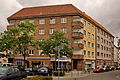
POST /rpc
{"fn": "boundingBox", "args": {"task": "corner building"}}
[7,4,113,70]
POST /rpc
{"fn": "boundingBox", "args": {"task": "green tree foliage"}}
[0,21,36,67]
[39,31,72,59]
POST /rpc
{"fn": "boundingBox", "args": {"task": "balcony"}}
[72,54,84,59]
[72,32,84,39]
[72,19,83,28]
[7,25,16,30]
[72,43,84,49]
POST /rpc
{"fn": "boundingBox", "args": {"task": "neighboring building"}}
[96,26,114,67]
[114,45,119,66]
[7,4,113,70]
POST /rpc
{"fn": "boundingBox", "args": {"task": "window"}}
[84,50,86,56]
[39,29,45,35]
[97,36,100,41]
[49,28,55,34]
[50,18,56,24]
[101,30,103,35]
[101,45,103,50]
[61,28,67,33]
[16,61,22,66]
[104,46,106,50]
[39,19,45,24]
[97,52,99,56]
[88,32,90,38]
[88,23,90,28]
[20,21,25,24]
[39,50,43,55]
[104,39,106,44]
[39,39,44,42]
[92,43,94,48]
[101,38,103,43]
[92,34,94,39]
[29,50,34,55]
[84,40,86,46]
[101,53,103,57]
[97,44,100,48]
[19,50,24,55]
[92,25,94,30]
[88,51,90,56]
[97,28,100,33]
[29,20,34,23]
[92,52,94,57]
[88,42,90,48]
[61,18,67,23]
[84,21,86,26]
[84,30,86,35]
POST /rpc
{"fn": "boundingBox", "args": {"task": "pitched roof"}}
[8,4,113,37]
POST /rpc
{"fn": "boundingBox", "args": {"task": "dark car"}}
[0,67,27,80]
[103,66,110,72]
[37,67,52,76]
[93,67,104,73]
[25,67,38,76]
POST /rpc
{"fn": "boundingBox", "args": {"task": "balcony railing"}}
[72,32,84,39]
[7,25,16,29]
[72,43,84,49]
[72,19,83,28]
[72,54,84,59]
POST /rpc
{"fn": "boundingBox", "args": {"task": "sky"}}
[0,0,120,44]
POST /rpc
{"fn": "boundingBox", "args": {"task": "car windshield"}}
[0,68,8,75]
[39,67,48,70]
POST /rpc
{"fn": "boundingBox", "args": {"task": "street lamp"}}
[55,46,63,80]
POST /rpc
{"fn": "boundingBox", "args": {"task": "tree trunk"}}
[23,55,26,68]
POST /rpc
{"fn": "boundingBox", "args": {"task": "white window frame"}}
[61,28,67,33]
[50,18,56,24]
[88,32,90,38]
[29,50,34,55]
[39,19,45,24]
[29,20,34,23]
[39,50,43,55]
[20,21,25,24]
[49,28,55,34]
[61,18,67,23]
[39,29,45,35]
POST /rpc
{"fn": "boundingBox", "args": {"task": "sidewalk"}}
[53,71,92,80]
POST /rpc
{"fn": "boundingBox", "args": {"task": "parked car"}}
[25,67,38,76]
[103,66,110,72]
[0,63,14,67]
[0,67,27,80]
[37,67,52,76]
[116,66,120,70]
[109,66,115,71]
[93,67,104,73]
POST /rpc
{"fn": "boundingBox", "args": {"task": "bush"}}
[53,71,65,76]
[21,76,52,80]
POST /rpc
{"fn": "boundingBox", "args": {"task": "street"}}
[80,70,120,80]
[53,70,120,80]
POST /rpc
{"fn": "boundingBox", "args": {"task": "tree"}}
[38,31,72,70]
[0,21,36,67]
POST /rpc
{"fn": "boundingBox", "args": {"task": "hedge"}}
[21,76,52,80]
[53,71,65,76]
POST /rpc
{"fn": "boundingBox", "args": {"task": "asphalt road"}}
[79,70,120,80]
[53,70,120,80]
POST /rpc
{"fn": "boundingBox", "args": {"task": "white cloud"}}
[0,0,22,32]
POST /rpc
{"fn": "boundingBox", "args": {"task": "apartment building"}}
[96,26,114,67]
[83,19,96,69]
[7,4,113,70]
[114,45,119,66]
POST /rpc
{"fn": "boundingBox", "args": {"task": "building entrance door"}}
[73,60,78,69]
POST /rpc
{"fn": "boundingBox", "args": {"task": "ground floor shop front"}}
[96,59,114,67]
